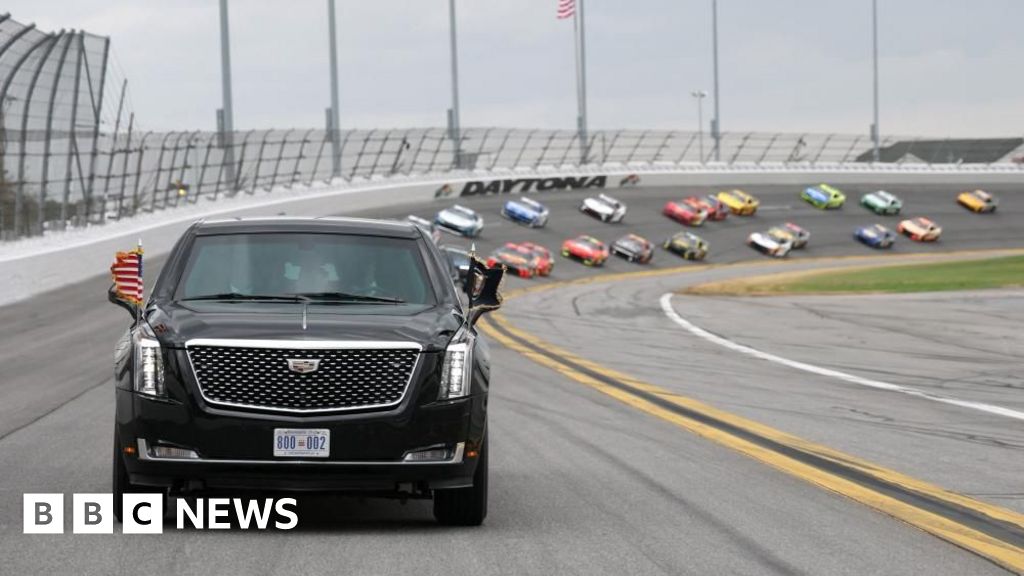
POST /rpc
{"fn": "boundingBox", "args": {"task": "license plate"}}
[273,429,330,458]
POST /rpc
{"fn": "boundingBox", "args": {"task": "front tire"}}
[433,435,488,526]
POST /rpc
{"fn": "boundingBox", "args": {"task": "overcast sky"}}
[7,0,1022,137]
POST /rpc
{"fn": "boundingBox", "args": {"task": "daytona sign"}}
[447,175,609,197]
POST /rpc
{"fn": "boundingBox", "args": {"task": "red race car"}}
[513,241,554,276]
[561,235,609,267]
[486,245,540,278]
[663,199,708,226]
[691,195,729,221]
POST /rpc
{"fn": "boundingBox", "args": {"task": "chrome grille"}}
[186,341,421,413]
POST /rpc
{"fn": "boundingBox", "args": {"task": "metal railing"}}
[2,127,1024,241]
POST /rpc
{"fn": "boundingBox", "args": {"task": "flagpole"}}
[575,0,589,165]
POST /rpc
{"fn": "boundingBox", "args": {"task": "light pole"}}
[871,0,880,162]
[691,90,707,163]
[327,0,342,177]
[447,0,462,169]
[711,0,721,162]
[218,0,236,187]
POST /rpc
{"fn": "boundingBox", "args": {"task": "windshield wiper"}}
[296,291,405,304]
[182,292,311,303]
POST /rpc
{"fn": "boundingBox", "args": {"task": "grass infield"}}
[686,254,1024,295]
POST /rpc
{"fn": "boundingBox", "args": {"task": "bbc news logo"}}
[24,494,298,534]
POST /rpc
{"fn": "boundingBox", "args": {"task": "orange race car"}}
[486,245,541,278]
[897,217,942,242]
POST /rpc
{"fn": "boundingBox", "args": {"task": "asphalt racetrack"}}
[1,182,1022,575]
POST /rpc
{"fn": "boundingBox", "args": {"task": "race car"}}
[696,194,729,220]
[610,233,654,264]
[510,241,554,276]
[716,189,760,216]
[747,229,793,258]
[501,196,550,227]
[580,193,627,223]
[860,190,903,215]
[897,217,942,242]
[561,234,610,266]
[768,222,810,249]
[854,224,896,249]
[956,189,998,213]
[663,231,708,261]
[486,245,541,278]
[802,184,846,209]
[663,198,708,226]
[435,204,484,237]
[406,215,442,244]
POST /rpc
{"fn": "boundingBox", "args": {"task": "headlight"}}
[134,336,166,397]
[439,329,474,400]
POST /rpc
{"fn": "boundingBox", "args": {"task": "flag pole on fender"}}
[110,239,144,323]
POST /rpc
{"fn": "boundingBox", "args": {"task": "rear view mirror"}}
[107,283,139,322]
[465,256,503,325]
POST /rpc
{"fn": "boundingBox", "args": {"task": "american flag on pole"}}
[557,0,575,19]
[110,243,144,306]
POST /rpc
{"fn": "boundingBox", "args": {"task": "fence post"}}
[268,128,293,190]
[250,130,272,193]
[116,113,134,214]
[558,132,579,166]
[840,136,863,163]
[350,129,375,179]
[729,133,753,164]
[310,130,330,184]
[604,129,624,164]
[513,129,538,169]
[290,128,315,187]
[195,135,214,201]
[82,36,110,225]
[534,131,559,169]
[132,131,152,214]
[676,133,698,163]
[368,131,390,177]
[232,129,255,193]
[756,133,780,164]
[811,133,831,163]
[408,130,432,173]
[151,132,174,210]
[14,32,62,237]
[38,33,75,232]
[59,32,86,226]
[652,131,675,163]
[626,131,648,164]
[488,129,512,170]
[427,130,447,173]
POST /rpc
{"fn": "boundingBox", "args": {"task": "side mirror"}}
[464,256,504,325]
[107,283,139,322]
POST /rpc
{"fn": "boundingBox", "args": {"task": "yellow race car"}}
[715,189,760,216]
[956,189,998,213]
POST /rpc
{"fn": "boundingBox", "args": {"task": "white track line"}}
[658,293,1024,422]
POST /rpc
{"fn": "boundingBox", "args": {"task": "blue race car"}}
[501,197,549,227]
[855,224,896,249]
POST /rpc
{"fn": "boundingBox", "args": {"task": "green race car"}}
[663,231,708,261]
[801,184,846,209]
[860,190,903,215]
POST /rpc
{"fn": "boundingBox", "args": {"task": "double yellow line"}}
[480,254,1024,572]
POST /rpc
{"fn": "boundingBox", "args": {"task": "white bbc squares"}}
[23,494,64,534]
[72,494,114,534]
[122,493,164,534]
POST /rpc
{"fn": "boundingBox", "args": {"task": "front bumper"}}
[117,388,485,493]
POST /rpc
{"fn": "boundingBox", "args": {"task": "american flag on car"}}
[110,243,144,305]
[557,0,575,19]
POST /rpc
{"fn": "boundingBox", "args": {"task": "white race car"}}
[580,194,627,223]
[435,204,484,237]
[747,230,793,258]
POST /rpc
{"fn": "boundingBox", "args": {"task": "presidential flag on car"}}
[110,242,144,306]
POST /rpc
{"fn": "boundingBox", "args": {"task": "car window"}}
[179,233,436,305]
